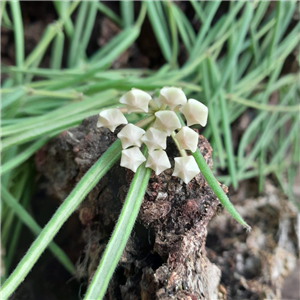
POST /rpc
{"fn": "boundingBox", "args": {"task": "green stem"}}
[135,115,155,128]
[84,147,151,300]
[1,140,122,300]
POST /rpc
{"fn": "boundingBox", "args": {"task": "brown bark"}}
[36,115,224,299]
[36,116,299,300]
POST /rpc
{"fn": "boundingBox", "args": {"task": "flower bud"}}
[141,127,168,151]
[174,127,198,153]
[97,108,128,132]
[117,124,145,149]
[119,88,152,114]
[146,150,171,175]
[173,156,200,184]
[153,111,181,136]
[159,87,187,110]
[180,99,208,127]
[120,147,146,172]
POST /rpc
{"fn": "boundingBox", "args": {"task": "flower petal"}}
[117,124,145,149]
[172,156,200,184]
[179,99,208,127]
[97,108,128,132]
[120,147,146,172]
[159,87,187,110]
[141,127,168,151]
[153,111,182,135]
[174,127,199,153]
[146,150,171,175]
[119,88,152,113]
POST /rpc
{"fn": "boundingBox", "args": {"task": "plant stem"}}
[135,115,156,128]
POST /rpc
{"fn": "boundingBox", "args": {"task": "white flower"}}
[159,87,187,110]
[96,87,206,182]
[174,127,199,153]
[172,156,200,184]
[97,108,128,132]
[153,111,181,135]
[120,147,146,172]
[180,99,208,127]
[141,127,168,151]
[119,88,152,113]
[146,150,171,175]
[117,124,145,149]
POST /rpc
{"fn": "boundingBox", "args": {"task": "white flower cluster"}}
[97,87,208,184]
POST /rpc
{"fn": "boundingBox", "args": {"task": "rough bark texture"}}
[36,115,224,300]
[36,116,299,300]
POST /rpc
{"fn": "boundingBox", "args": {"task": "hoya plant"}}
[4,1,298,299]
[1,86,250,300]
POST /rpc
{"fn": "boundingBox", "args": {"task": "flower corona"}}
[97,87,208,183]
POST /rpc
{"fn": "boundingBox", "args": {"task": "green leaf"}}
[1,186,75,275]
[9,0,24,84]
[1,140,122,300]
[121,1,134,28]
[1,138,48,175]
[146,1,172,62]
[192,148,250,230]
[84,147,151,299]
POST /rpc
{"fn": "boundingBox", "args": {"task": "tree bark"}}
[36,115,224,299]
[36,115,298,300]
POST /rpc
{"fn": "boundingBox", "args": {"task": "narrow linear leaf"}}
[84,148,151,300]
[67,1,89,67]
[187,1,221,64]
[121,1,134,28]
[77,1,98,61]
[207,58,238,188]
[200,59,225,168]
[98,2,122,27]
[192,149,250,230]
[50,30,64,69]
[1,186,75,275]
[1,138,48,175]
[146,1,172,62]
[1,87,26,110]
[53,1,74,38]
[1,90,118,137]
[9,0,24,84]
[1,140,122,300]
